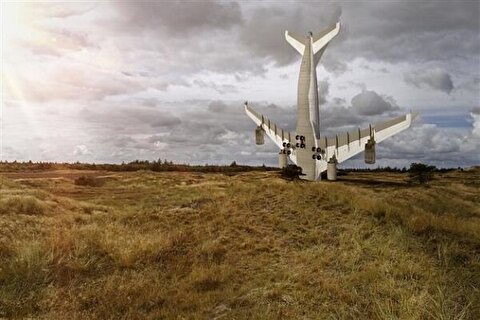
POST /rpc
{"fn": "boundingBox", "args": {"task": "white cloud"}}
[351,90,398,116]
[73,145,92,156]
[471,109,480,138]
[153,141,168,150]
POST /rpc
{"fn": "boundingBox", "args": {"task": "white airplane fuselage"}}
[295,34,323,181]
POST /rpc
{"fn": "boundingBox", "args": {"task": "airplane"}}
[245,22,416,181]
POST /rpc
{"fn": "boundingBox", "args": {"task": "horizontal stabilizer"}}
[285,23,340,58]
[285,30,306,55]
[312,22,340,55]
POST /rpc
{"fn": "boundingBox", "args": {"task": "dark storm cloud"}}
[237,1,479,72]
[22,1,480,80]
[239,3,342,66]
[114,0,242,34]
[103,2,343,77]
[89,1,479,80]
[404,68,454,94]
[351,90,399,116]
[321,105,363,129]
[337,1,480,63]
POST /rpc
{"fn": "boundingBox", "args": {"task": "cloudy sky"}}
[1,1,479,168]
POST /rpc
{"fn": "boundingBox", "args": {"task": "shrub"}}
[408,163,436,184]
[74,176,104,187]
[281,165,303,180]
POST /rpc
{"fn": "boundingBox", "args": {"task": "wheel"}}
[282,142,286,147]
[300,143,305,148]
[287,150,291,155]
[296,143,300,147]
[300,136,305,141]
[295,135,300,140]
[317,155,322,160]
[312,154,316,159]
[286,143,291,148]
[317,147,322,153]
[311,147,316,152]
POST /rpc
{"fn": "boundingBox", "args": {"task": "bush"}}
[409,163,436,184]
[74,176,104,187]
[281,165,303,180]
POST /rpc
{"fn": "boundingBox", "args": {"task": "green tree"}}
[409,163,436,184]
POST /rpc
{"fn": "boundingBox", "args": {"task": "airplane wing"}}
[318,112,417,164]
[245,103,297,164]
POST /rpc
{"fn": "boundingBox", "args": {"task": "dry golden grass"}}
[0,169,478,319]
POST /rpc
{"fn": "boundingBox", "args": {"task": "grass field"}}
[0,167,479,319]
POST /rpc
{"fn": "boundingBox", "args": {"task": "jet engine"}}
[255,126,264,145]
[365,137,376,164]
[278,151,288,168]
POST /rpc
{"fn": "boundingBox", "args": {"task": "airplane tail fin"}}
[312,22,340,56]
[285,22,341,57]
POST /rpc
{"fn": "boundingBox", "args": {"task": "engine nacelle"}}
[278,151,288,168]
[327,156,338,181]
[365,137,376,164]
[255,126,264,145]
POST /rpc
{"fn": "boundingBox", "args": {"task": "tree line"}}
[0,159,276,173]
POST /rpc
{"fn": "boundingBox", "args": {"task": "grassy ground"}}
[0,168,479,319]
